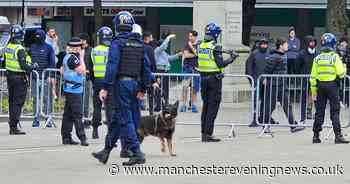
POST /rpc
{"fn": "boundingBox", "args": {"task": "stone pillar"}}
[193,0,249,75]
[193,0,251,103]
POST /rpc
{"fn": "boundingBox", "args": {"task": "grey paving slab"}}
[0,108,350,184]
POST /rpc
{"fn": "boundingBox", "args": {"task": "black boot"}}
[335,133,349,144]
[120,149,133,158]
[201,134,221,142]
[122,152,146,166]
[92,148,112,164]
[92,127,99,139]
[248,120,258,127]
[80,139,89,146]
[9,127,26,135]
[62,138,79,145]
[312,132,321,144]
[290,122,305,133]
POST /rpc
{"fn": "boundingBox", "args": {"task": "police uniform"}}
[90,44,109,138]
[92,12,155,166]
[61,38,88,146]
[5,26,33,135]
[311,34,349,144]
[197,23,237,142]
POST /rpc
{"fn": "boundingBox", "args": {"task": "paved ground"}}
[1,107,350,184]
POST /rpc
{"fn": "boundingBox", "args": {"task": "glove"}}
[32,62,39,70]
[230,51,239,60]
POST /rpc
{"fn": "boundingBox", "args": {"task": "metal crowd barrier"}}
[0,69,39,123]
[149,73,255,138]
[40,68,92,128]
[256,74,350,138]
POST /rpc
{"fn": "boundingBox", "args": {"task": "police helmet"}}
[97,26,113,46]
[204,22,222,40]
[321,33,337,49]
[10,25,25,42]
[113,11,135,33]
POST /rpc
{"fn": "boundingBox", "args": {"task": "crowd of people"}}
[246,27,349,144]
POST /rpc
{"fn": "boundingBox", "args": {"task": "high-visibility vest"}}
[310,51,345,95]
[4,43,31,72]
[197,41,223,73]
[91,45,109,78]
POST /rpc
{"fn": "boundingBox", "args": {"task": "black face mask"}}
[259,47,268,53]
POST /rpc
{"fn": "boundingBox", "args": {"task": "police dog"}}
[138,101,179,156]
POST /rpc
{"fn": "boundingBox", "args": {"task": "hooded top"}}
[296,36,318,74]
[28,29,55,77]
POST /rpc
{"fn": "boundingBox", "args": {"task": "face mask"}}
[308,48,316,54]
[259,47,267,53]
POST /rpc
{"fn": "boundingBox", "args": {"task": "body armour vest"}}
[118,37,144,79]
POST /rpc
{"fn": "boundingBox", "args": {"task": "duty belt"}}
[118,76,138,81]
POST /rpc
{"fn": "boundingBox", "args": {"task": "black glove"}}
[230,51,239,60]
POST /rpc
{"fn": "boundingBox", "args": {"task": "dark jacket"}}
[264,50,288,86]
[245,48,270,81]
[83,46,92,80]
[337,47,350,75]
[144,44,157,72]
[286,37,300,60]
[28,29,55,78]
[297,48,318,74]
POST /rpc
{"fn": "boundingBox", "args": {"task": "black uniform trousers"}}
[263,84,296,125]
[200,74,222,136]
[92,78,114,127]
[7,72,28,128]
[61,92,86,141]
[313,81,341,134]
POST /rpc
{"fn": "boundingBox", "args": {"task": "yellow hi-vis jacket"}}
[4,43,31,72]
[91,45,109,78]
[310,50,345,96]
[197,40,224,73]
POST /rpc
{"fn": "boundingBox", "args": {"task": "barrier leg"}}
[258,125,274,138]
[228,124,236,138]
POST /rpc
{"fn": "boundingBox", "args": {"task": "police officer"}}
[88,26,113,139]
[263,37,305,133]
[197,22,238,142]
[4,25,35,135]
[60,37,88,146]
[92,11,156,166]
[311,33,349,144]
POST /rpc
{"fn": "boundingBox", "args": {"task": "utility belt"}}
[200,72,223,80]
[7,70,26,76]
[118,75,139,81]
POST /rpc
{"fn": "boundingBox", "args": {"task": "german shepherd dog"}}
[138,101,179,156]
